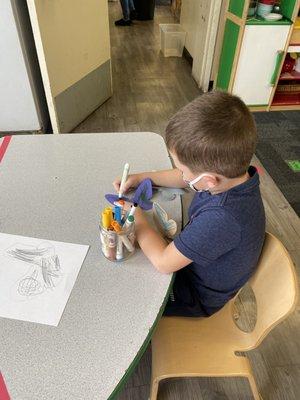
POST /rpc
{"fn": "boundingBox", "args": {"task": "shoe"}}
[115,18,132,26]
[130,10,138,20]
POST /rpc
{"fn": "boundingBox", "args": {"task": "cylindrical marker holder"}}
[99,223,135,262]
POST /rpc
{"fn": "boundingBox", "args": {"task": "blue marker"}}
[114,205,122,224]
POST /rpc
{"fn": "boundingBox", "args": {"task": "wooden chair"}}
[150,232,298,400]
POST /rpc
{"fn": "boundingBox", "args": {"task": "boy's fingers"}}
[113,181,120,192]
[113,175,137,193]
[123,181,133,193]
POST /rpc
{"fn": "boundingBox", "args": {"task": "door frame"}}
[191,0,223,92]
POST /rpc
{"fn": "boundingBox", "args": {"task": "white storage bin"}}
[159,24,186,57]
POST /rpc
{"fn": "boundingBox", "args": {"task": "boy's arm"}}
[135,208,192,274]
[137,168,186,188]
[113,168,187,193]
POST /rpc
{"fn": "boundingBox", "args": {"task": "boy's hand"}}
[113,174,141,194]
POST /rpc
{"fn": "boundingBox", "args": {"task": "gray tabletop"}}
[0,133,181,400]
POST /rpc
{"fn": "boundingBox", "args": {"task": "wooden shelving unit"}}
[270,14,300,110]
[215,0,300,112]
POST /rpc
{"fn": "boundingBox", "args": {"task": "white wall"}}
[27,0,112,133]
[27,0,111,98]
[180,0,202,58]
[0,0,42,131]
[180,0,222,91]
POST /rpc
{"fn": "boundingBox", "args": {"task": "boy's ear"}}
[205,175,219,188]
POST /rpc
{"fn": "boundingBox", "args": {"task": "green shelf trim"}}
[107,273,176,400]
[249,104,269,108]
[281,0,298,21]
[216,19,240,91]
[228,0,246,18]
[246,16,292,25]
[270,51,285,85]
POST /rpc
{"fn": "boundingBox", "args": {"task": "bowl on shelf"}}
[264,12,283,21]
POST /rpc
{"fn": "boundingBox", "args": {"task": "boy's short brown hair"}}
[165,91,257,178]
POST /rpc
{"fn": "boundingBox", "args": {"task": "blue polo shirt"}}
[170,166,265,317]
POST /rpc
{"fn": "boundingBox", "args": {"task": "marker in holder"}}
[99,222,135,262]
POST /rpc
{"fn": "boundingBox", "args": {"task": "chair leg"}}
[247,373,262,400]
[149,376,161,400]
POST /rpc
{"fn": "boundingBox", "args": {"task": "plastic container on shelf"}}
[257,0,274,17]
[248,1,258,16]
[159,24,186,57]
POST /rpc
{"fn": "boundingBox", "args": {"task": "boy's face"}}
[170,151,196,181]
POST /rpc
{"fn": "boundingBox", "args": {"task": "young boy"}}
[113,91,266,317]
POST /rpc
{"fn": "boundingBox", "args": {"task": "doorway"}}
[73,1,201,135]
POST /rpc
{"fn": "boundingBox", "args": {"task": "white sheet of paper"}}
[0,233,89,326]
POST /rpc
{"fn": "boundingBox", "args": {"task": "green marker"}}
[124,215,134,229]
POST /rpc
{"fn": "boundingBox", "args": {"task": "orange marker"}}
[111,220,122,233]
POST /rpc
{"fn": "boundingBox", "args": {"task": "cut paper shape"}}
[132,178,153,209]
[153,202,177,239]
[105,179,186,210]
[105,179,153,210]
[105,193,131,205]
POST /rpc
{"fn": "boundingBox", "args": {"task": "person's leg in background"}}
[115,0,134,26]
[129,0,137,19]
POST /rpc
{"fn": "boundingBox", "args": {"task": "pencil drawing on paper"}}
[5,242,63,299]
[0,232,89,326]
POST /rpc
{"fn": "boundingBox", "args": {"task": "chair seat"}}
[150,233,297,400]
[151,301,252,378]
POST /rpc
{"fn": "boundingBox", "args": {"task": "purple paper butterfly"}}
[105,178,153,210]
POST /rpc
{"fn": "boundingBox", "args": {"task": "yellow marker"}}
[101,207,113,229]
[104,207,113,225]
[102,211,110,229]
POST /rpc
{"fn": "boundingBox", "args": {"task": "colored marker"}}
[111,221,134,253]
[117,199,125,208]
[100,231,110,258]
[124,215,134,229]
[119,163,130,199]
[114,199,125,209]
[125,215,135,245]
[111,220,122,232]
[102,207,113,228]
[105,207,113,223]
[128,203,138,217]
[116,236,124,260]
[107,231,116,260]
[114,205,122,224]
[120,233,134,252]
[102,211,110,229]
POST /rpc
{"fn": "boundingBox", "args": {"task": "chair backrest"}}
[237,232,298,352]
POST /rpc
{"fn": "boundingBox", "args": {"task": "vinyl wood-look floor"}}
[73,3,200,136]
[74,4,300,400]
